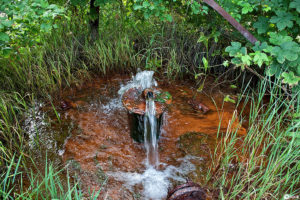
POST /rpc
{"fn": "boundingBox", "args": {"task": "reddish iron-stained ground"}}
[57,75,247,199]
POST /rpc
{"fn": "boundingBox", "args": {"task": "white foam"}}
[108,155,198,200]
[118,70,157,96]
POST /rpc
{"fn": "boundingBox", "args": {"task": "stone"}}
[167,181,206,200]
[187,99,210,114]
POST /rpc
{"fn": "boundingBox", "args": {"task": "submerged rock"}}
[187,99,210,114]
[177,132,216,159]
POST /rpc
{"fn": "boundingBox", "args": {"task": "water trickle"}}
[119,70,160,167]
[144,98,159,167]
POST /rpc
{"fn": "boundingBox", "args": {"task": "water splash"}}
[108,155,198,200]
[118,70,157,96]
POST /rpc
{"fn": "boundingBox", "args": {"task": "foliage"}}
[132,0,173,21]
[224,0,300,88]
[0,0,65,57]
[155,91,172,103]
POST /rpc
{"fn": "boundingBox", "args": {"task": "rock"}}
[187,99,210,114]
[60,100,73,110]
[167,181,206,200]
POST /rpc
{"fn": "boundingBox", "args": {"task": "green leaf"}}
[40,23,52,32]
[290,0,300,13]
[223,60,229,67]
[252,41,269,52]
[266,62,282,78]
[287,57,300,76]
[144,12,150,19]
[202,57,208,72]
[252,51,269,67]
[270,11,294,31]
[269,32,293,46]
[225,42,242,56]
[271,41,300,63]
[197,32,207,43]
[241,55,251,66]
[142,1,150,8]
[133,5,143,10]
[0,32,10,42]
[239,2,253,14]
[165,14,173,22]
[282,71,300,86]
[253,17,269,34]
[224,95,236,104]
[1,20,13,28]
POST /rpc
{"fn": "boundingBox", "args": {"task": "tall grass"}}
[0,155,104,200]
[0,92,30,164]
[209,78,300,199]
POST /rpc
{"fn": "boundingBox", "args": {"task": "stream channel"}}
[24,71,247,200]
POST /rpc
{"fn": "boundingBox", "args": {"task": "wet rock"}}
[177,132,216,159]
[60,99,85,110]
[60,99,78,110]
[60,100,72,110]
[187,99,210,114]
[167,181,206,200]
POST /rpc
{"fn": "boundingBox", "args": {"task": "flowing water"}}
[144,98,159,168]
[25,72,248,200]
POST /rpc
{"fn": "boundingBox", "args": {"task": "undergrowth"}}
[0,8,299,200]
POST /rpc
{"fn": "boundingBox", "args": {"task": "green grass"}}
[1,155,105,200]
[208,78,300,199]
[0,8,299,200]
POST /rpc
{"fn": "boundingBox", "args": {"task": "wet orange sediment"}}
[59,76,248,199]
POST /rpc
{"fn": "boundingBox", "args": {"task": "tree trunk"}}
[89,0,100,41]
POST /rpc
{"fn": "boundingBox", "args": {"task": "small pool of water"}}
[25,75,247,199]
